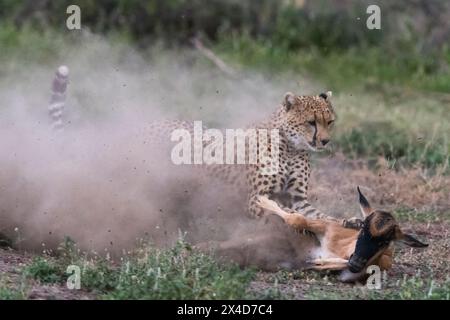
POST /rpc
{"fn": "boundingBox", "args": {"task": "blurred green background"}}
[1,0,449,91]
[0,0,449,171]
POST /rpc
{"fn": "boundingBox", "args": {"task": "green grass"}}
[1,23,448,171]
[217,34,450,94]
[0,286,26,300]
[0,22,133,76]
[394,209,449,223]
[0,277,27,300]
[306,276,450,300]
[0,23,64,67]
[88,239,256,299]
[335,121,449,171]
[333,91,450,172]
[22,237,257,299]
[23,257,64,284]
[217,35,450,172]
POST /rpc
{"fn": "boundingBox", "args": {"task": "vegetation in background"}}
[0,20,448,172]
[217,35,450,93]
[1,0,448,172]
[336,121,449,171]
[1,0,449,92]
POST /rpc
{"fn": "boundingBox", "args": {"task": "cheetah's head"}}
[280,91,336,152]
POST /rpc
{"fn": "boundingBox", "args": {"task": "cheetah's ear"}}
[319,91,332,100]
[284,92,296,111]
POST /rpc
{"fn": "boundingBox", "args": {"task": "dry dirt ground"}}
[0,156,449,299]
[0,248,94,299]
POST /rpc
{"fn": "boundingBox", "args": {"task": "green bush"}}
[23,257,64,284]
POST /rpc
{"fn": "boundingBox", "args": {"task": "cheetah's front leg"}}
[291,196,363,230]
[285,155,362,229]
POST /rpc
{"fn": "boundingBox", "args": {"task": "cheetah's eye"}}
[308,121,316,126]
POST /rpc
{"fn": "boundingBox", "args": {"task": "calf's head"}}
[346,187,428,275]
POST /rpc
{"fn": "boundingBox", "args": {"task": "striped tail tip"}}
[49,65,69,132]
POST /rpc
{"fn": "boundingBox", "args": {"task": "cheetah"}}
[242,91,356,226]
[47,66,359,228]
[138,91,360,227]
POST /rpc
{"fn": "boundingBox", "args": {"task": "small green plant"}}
[250,283,289,300]
[81,260,119,293]
[56,236,81,266]
[23,257,64,284]
[0,284,26,300]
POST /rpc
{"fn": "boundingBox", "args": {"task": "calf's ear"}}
[357,186,373,217]
[395,227,428,248]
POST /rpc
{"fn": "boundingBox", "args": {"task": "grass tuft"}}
[23,257,64,284]
[21,237,257,299]
[306,276,450,300]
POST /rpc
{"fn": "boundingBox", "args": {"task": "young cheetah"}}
[145,91,360,228]
[46,69,358,228]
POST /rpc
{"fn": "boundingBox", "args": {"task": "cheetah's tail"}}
[48,65,69,132]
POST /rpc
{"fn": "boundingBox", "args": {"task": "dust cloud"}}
[0,33,322,267]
